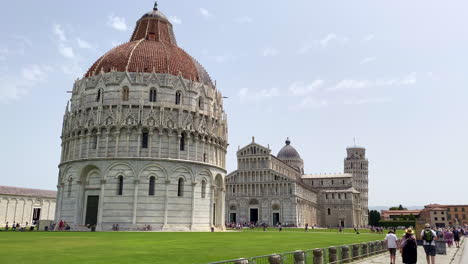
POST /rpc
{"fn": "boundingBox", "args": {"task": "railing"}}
[208,240,387,264]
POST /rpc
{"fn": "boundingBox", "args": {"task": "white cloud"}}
[360,57,376,65]
[53,24,75,59]
[363,34,375,42]
[262,47,279,57]
[169,16,182,25]
[344,97,391,105]
[107,15,128,31]
[0,64,53,103]
[329,73,418,91]
[238,87,279,102]
[53,24,67,42]
[320,33,337,47]
[236,16,253,24]
[293,97,328,110]
[199,8,211,18]
[288,80,324,96]
[77,38,93,49]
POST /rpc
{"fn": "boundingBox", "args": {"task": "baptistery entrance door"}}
[85,195,99,226]
[249,208,258,223]
[272,213,280,226]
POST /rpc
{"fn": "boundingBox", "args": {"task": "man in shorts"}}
[453,228,461,248]
[421,223,437,264]
[385,229,398,264]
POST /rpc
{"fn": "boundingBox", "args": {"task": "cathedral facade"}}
[55,4,228,231]
[225,138,368,228]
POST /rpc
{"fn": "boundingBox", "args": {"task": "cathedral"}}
[225,138,369,228]
[55,4,228,231]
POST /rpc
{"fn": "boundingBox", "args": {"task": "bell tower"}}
[344,146,369,226]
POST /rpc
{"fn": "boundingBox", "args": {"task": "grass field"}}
[0,230,388,264]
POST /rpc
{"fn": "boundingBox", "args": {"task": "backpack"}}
[423,230,434,243]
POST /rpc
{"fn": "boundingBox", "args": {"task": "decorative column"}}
[268,254,281,264]
[190,182,197,230]
[328,247,337,263]
[95,130,101,157]
[361,243,368,258]
[79,134,84,158]
[114,130,120,157]
[105,130,110,157]
[158,130,163,158]
[148,131,153,157]
[209,185,215,228]
[137,129,142,157]
[163,179,170,229]
[96,179,106,231]
[132,179,140,226]
[186,134,190,160]
[351,244,360,260]
[294,250,305,264]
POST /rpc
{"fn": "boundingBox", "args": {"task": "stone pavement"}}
[355,238,465,264]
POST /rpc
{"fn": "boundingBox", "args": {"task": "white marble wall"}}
[0,196,55,226]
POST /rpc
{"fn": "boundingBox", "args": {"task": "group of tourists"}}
[2,221,34,231]
[385,223,465,264]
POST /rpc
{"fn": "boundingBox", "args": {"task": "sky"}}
[0,0,467,206]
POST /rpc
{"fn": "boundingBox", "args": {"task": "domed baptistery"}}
[55,3,228,231]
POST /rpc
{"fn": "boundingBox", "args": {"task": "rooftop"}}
[302,173,352,179]
[0,185,57,199]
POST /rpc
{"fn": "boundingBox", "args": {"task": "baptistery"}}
[55,3,228,231]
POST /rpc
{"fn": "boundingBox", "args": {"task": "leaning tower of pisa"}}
[344,146,369,226]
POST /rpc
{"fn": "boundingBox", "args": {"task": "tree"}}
[389,204,408,210]
[368,210,381,226]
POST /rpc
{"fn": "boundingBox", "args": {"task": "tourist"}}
[12,221,16,231]
[58,220,64,231]
[305,223,308,232]
[385,229,399,264]
[5,222,8,231]
[444,229,453,247]
[453,228,461,248]
[278,222,282,232]
[400,228,417,264]
[421,223,437,264]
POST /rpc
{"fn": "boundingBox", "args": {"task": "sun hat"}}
[405,228,414,234]
[425,223,431,228]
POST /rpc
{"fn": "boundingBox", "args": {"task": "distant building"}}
[0,186,56,226]
[380,210,421,220]
[225,138,369,228]
[419,203,468,227]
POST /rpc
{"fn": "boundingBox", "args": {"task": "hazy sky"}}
[1,0,467,206]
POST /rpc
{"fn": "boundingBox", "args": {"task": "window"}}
[201,180,206,198]
[332,193,335,199]
[198,97,203,109]
[342,180,345,184]
[96,89,102,102]
[175,91,182,105]
[442,217,445,221]
[117,176,124,195]
[180,133,185,151]
[455,208,458,212]
[328,208,331,215]
[91,135,98,149]
[177,178,184,197]
[67,178,73,197]
[441,212,444,215]
[142,132,149,148]
[122,87,129,101]
[463,214,467,220]
[148,176,155,196]
[203,153,207,162]
[338,193,341,199]
[149,88,157,102]
[326,194,328,199]
[434,217,438,221]
[463,208,465,212]
[321,180,323,186]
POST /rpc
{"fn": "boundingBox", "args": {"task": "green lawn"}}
[0,230,387,264]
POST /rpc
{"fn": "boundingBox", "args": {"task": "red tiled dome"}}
[85,5,214,87]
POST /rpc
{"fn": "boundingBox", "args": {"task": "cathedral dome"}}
[84,3,214,87]
[277,138,301,159]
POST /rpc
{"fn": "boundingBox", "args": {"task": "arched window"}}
[141,132,149,149]
[122,86,129,101]
[149,88,157,102]
[175,91,182,105]
[148,176,155,196]
[177,178,184,197]
[96,89,102,102]
[203,153,207,162]
[117,176,124,195]
[201,180,206,198]
[67,178,73,197]
[91,134,98,149]
[198,97,203,109]
[328,208,331,215]
[180,133,185,151]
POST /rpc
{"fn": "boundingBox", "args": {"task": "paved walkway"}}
[356,238,465,264]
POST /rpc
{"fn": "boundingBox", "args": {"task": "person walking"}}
[421,223,437,264]
[400,228,417,264]
[385,229,399,264]
[453,228,461,248]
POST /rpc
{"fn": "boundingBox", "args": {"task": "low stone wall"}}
[209,240,387,264]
